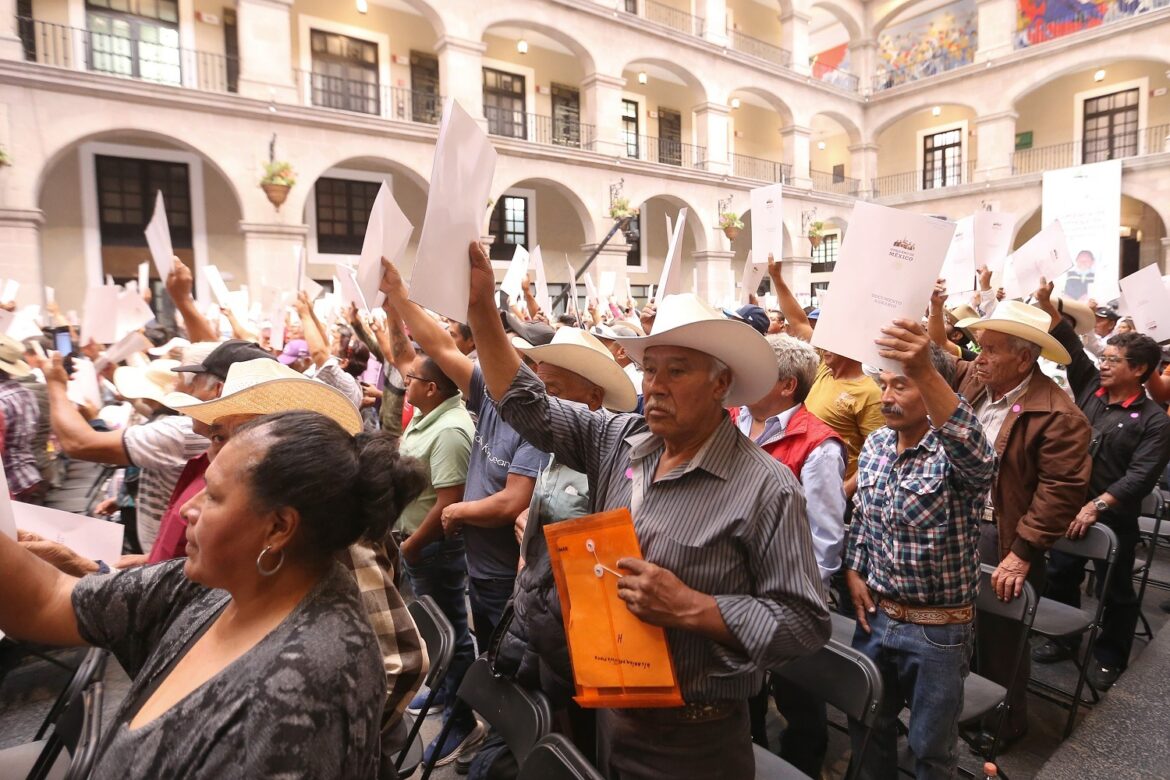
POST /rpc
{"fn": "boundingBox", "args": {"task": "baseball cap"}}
[277,339,311,366]
[735,305,770,336]
[503,312,555,347]
[1094,306,1120,321]
[807,308,821,321]
[172,339,276,379]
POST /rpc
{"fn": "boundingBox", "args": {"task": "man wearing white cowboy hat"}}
[949,296,1092,751]
[461,241,828,779]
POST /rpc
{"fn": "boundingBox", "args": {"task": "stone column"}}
[780,255,814,306]
[779,9,811,74]
[975,111,1018,182]
[235,0,298,103]
[1161,237,1170,272]
[0,0,23,60]
[850,38,877,95]
[0,208,44,306]
[693,102,730,174]
[849,142,880,198]
[975,0,1017,63]
[582,74,627,157]
[692,249,736,304]
[579,239,632,298]
[239,221,309,295]
[437,36,487,123]
[781,126,812,188]
[701,0,729,47]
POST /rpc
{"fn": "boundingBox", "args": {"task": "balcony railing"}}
[811,169,860,196]
[293,70,441,125]
[872,53,973,92]
[730,154,790,183]
[1011,125,1170,174]
[484,106,596,149]
[626,135,706,169]
[642,0,705,37]
[18,17,237,93]
[810,60,859,92]
[726,29,792,69]
[872,161,977,197]
[1015,0,1170,49]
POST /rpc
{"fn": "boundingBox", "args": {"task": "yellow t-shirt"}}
[804,362,884,478]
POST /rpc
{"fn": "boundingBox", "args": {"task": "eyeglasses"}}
[1100,355,1131,365]
[405,373,433,385]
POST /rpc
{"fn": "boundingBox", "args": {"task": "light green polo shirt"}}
[394,393,475,535]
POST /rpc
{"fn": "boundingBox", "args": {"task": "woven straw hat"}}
[164,358,363,434]
[114,359,180,404]
[513,327,637,412]
[1051,296,1094,336]
[955,300,1071,365]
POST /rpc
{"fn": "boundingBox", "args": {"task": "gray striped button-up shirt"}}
[498,365,830,703]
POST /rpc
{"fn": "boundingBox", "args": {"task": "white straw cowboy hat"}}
[613,293,777,406]
[955,300,1072,365]
[114,359,180,404]
[514,327,638,412]
[163,358,363,434]
[1051,296,1095,336]
[0,334,31,378]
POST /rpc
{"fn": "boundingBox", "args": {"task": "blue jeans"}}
[402,538,476,709]
[468,574,516,645]
[849,609,973,780]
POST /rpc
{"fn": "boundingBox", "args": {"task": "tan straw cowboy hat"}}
[164,358,363,434]
[1050,296,1094,336]
[514,327,638,412]
[613,293,776,406]
[114,359,181,404]
[955,299,1072,365]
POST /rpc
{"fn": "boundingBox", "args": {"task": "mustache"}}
[644,400,675,416]
[881,404,906,417]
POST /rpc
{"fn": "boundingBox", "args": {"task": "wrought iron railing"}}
[293,69,441,124]
[642,0,705,37]
[730,154,790,183]
[872,52,973,92]
[1015,0,1170,49]
[872,161,977,197]
[1010,125,1170,174]
[18,17,237,93]
[809,59,859,92]
[810,169,860,196]
[484,106,596,149]
[626,134,706,169]
[726,29,792,69]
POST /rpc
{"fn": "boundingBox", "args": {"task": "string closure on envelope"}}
[586,539,623,579]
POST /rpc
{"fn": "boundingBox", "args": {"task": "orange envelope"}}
[545,508,684,708]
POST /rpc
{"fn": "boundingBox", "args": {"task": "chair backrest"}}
[772,639,883,728]
[1050,523,1118,565]
[975,564,1038,625]
[456,657,552,765]
[517,734,604,780]
[63,682,104,780]
[1140,490,1165,522]
[408,595,455,688]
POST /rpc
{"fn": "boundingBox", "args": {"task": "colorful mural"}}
[810,43,855,88]
[1015,0,1157,48]
[875,0,978,89]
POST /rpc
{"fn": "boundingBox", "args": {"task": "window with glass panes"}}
[922,128,962,190]
[315,178,381,255]
[86,0,181,85]
[95,155,191,248]
[310,30,379,115]
[625,213,642,267]
[810,233,838,273]
[1083,88,1139,164]
[483,68,526,139]
[488,195,528,261]
[622,100,640,158]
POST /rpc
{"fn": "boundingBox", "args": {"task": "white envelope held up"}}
[358,181,412,311]
[6,306,43,342]
[66,358,103,411]
[138,261,150,295]
[204,265,234,311]
[750,183,784,263]
[656,208,688,297]
[144,190,174,279]
[499,245,530,304]
[409,99,499,323]
[599,272,617,301]
[94,331,152,372]
[1002,220,1072,299]
[563,256,579,317]
[14,501,124,566]
[811,202,957,372]
[81,286,121,346]
[336,264,369,312]
[116,288,156,341]
[1118,264,1170,343]
[583,272,599,306]
[530,246,551,315]
[1,279,19,303]
[739,251,767,306]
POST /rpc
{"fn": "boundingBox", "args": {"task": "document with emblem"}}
[546,508,684,709]
[1001,219,1072,299]
[812,202,956,372]
[1119,263,1170,343]
[750,183,784,262]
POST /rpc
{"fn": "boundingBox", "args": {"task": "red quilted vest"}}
[734,405,842,483]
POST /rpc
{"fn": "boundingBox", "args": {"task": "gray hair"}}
[765,334,819,403]
[707,355,733,404]
[1003,334,1043,363]
[928,342,957,386]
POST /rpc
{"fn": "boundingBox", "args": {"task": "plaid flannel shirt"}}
[341,540,428,747]
[0,379,43,493]
[845,400,995,606]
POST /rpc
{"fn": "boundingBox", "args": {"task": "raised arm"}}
[165,257,217,344]
[927,279,962,358]
[295,292,330,369]
[377,299,418,377]
[464,242,523,403]
[767,255,812,342]
[1034,280,1098,397]
[222,306,258,342]
[379,258,474,395]
[44,354,131,465]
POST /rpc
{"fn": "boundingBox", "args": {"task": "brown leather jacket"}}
[955,362,1092,562]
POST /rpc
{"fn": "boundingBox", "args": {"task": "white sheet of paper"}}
[6,306,43,342]
[563,256,579,317]
[409,99,498,322]
[138,261,150,295]
[358,181,411,311]
[44,286,55,305]
[204,265,233,310]
[739,251,767,305]
[1,279,19,302]
[0,457,15,540]
[116,289,155,340]
[1118,264,1170,342]
[811,202,957,372]
[941,216,977,296]
[656,208,688,297]
[530,246,551,315]
[95,331,152,372]
[336,264,369,312]
[499,245,530,303]
[66,358,103,410]
[973,211,1014,274]
[625,278,634,304]
[294,244,306,290]
[301,276,324,301]
[144,190,174,279]
[750,184,784,262]
[584,271,599,305]
[1002,220,1072,299]
[81,285,120,345]
[14,502,124,565]
[648,284,656,303]
[599,271,616,300]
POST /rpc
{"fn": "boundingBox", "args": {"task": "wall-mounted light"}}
[931,105,941,117]
[356,0,368,13]
[517,38,529,55]
[637,71,648,85]
[1094,68,1106,82]
[817,141,826,150]
[730,97,741,109]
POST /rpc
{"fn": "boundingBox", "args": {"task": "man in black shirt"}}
[1033,282,1170,690]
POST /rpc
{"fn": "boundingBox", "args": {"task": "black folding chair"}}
[419,657,553,780]
[63,681,104,780]
[394,596,455,777]
[753,639,883,780]
[960,565,1037,773]
[1028,523,1118,738]
[1133,490,1166,639]
[36,647,110,740]
[518,733,604,780]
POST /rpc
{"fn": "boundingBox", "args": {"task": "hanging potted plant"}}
[260,161,296,211]
[719,211,744,241]
[608,197,638,220]
[808,220,826,250]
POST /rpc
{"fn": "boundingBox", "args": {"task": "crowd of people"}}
[0,236,1168,780]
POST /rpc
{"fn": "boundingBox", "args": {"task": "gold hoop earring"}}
[256,545,285,577]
